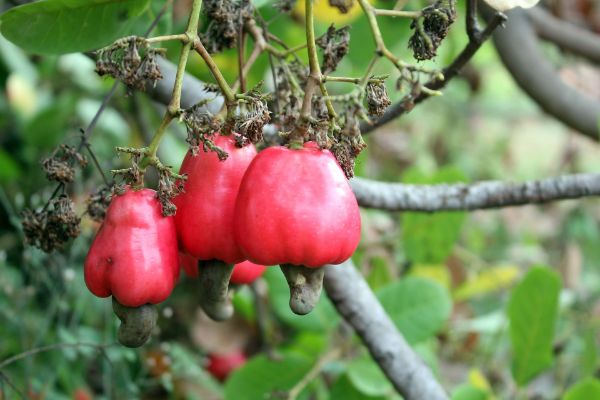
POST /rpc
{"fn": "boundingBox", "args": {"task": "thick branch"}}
[351,173,600,212]
[527,7,600,65]
[324,261,448,400]
[488,6,600,140]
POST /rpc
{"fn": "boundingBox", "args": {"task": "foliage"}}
[0,0,598,399]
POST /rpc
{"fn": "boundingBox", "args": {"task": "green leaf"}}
[366,256,393,291]
[563,378,600,400]
[377,277,452,344]
[225,354,312,400]
[507,266,560,386]
[0,0,150,55]
[0,149,21,183]
[402,167,467,264]
[263,267,339,332]
[329,374,390,400]
[346,357,394,397]
[451,384,488,400]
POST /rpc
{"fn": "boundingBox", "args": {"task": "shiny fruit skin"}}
[206,351,247,381]
[84,188,179,307]
[174,134,257,264]
[230,261,267,284]
[234,142,361,267]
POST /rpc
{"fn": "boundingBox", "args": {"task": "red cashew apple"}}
[173,134,257,264]
[206,351,247,381]
[84,188,179,307]
[234,142,361,267]
[179,253,266,284]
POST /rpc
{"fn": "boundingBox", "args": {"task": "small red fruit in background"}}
[180,253,266,284]
[173,134,257,264]
[230,261,267,285]
[84,188,179,307]
[234,142,361,267]
[179,252,198,278]
[206,351,247,381]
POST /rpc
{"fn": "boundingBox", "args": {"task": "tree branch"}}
[487,6,600,140]
[324,260,448,400]
[527,7,600,65]
[351,173,600,212]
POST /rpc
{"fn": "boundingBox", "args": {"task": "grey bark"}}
[324,261,448,400]
[489,6,600,140]
[351,173,600,212]
[527,7,600,65]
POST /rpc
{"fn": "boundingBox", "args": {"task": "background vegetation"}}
[1,0,600,399]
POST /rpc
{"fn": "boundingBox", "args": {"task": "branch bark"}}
[527,7,600,65]
[351,173,600,212]
[488,6,600,140]
[324,260,448,400]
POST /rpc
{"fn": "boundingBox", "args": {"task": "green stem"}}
[299,0,337,121]
[193,39,236,104]
[139,0,203,168]
[146,33,188,44]
[374,9,421,18]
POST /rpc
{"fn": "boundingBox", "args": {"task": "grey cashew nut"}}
[112,297,157,348]
[280,264,325,315]
[198,260,234,321]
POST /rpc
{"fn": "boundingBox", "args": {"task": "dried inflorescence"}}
[366,79,391,117]
[96,36,164,92]
[316,25,351,73]
[22,195,81,252]
[328,0,355,13]
[409,0,456,61]
[331,104,367,178]
[42,145,87,184]
[274,64,304,127]
[112,149,144,187]
[157,169,185,217]
[182,103,226,159]
[233,84,271,144]
[274,0,296,13]
[86,186,113,222]
[201,0,254,54]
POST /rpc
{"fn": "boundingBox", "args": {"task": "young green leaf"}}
[402,167,467,264]
[0,0,150,55]
[225,354,312,399]
[507,266,561,386]
[564,378,600,400]
[377,276,452,344]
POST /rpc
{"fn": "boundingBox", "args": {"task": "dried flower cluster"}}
[96,36,164,91]
[201,0,254,54]
[366,79,392,117]
[316,25,351,73]
[409,0,457,61]
[233,84,271,144]
[328,0,355,13]
[86,186,113,222]
[157,169,185,217]
[41,145,87,184]
[22,196,81,252]
[182,103,227,159]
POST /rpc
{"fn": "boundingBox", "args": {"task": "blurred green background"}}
[1,0,600,399]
